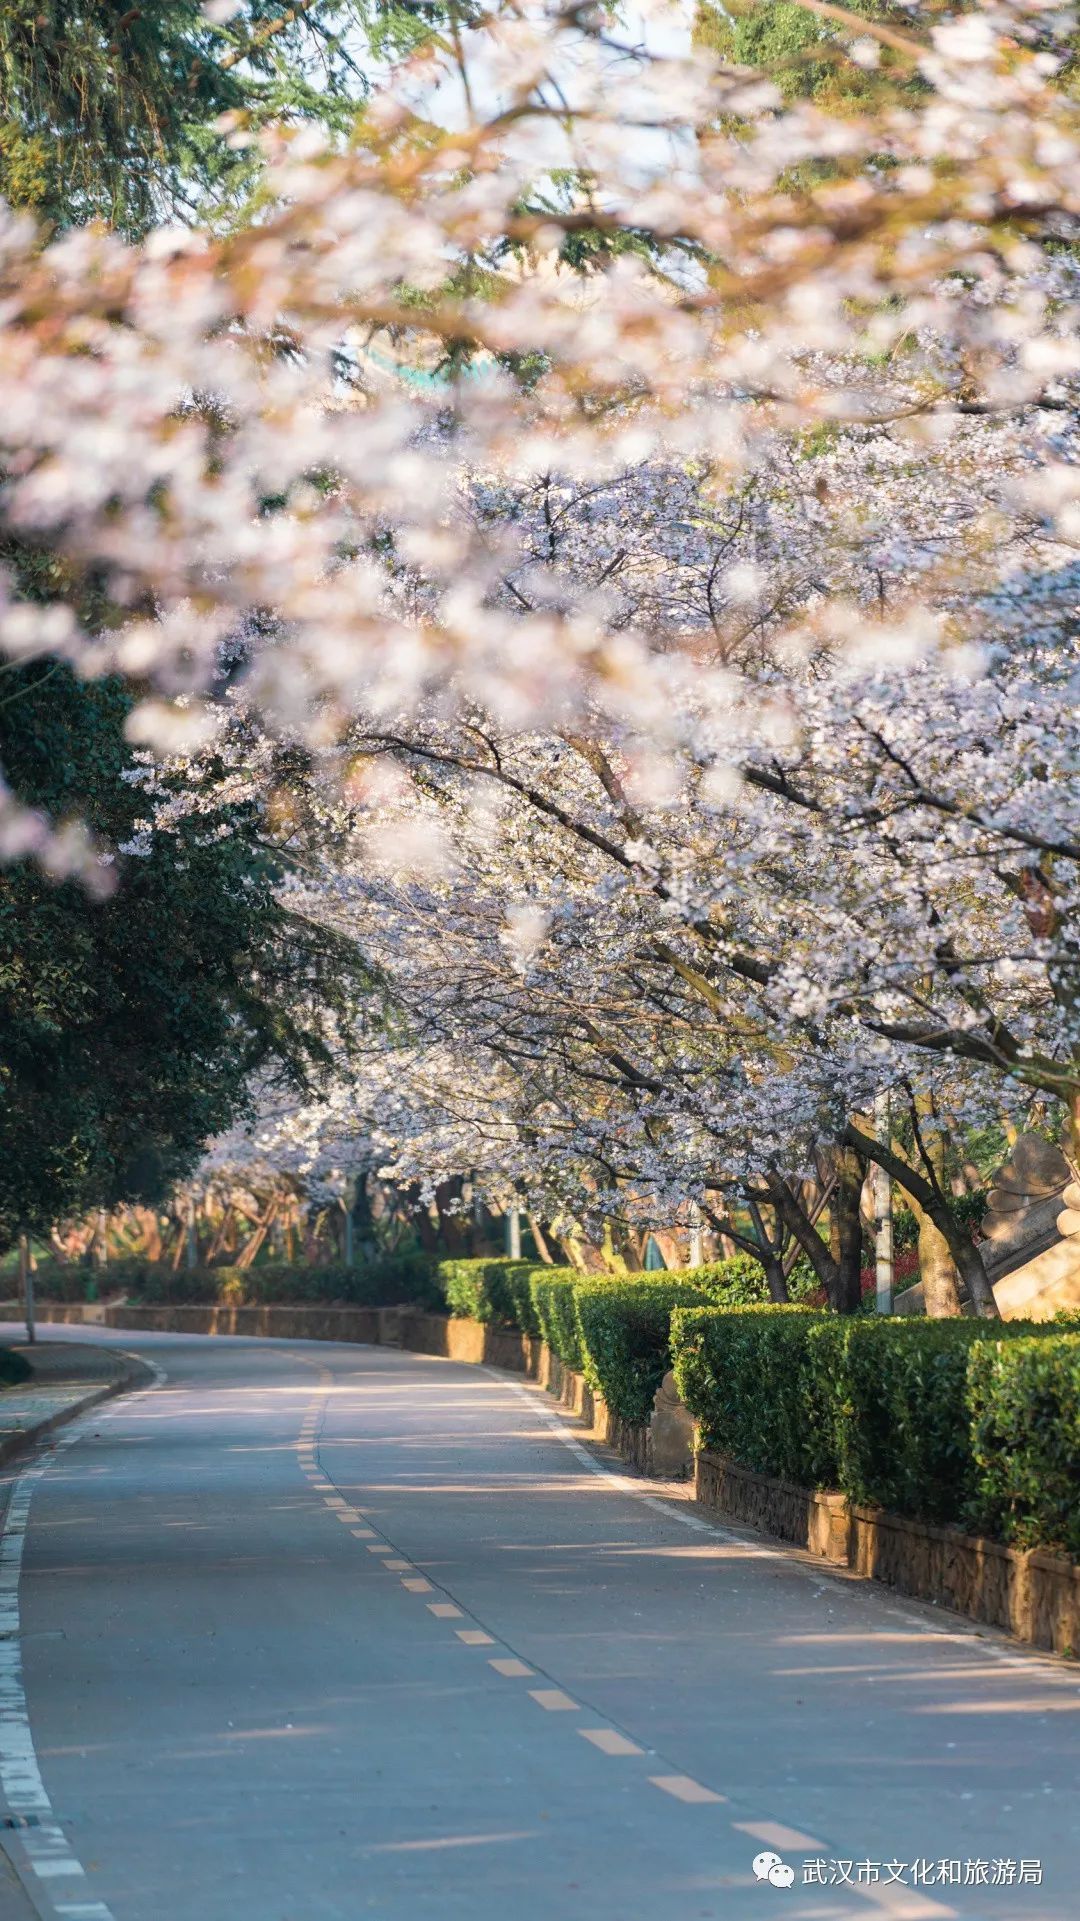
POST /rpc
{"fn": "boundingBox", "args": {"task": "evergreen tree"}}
[0,0,397,236]
[0,660,358,1253]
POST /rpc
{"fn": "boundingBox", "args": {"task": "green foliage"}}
[672,1307,1077,1550]
[672,1304,833,1485]
[806,1318,995,1521]
[438,1254,785,1419]
[952,1190,989,1235]
[732,1,832,100]
[12,1259,151,1304]
[0,665,356,1255]
[0,1345,31,1387]
[529,1268,584,1370]
[695,0,925,116]
[574,1277,712,1425]
[677,1253,773,1304]
[437,1257,524,1324]
[28,1254,437,1309]
[966,1336,1080,1556]
[0,0,376,237]
[502,1262,542,1337]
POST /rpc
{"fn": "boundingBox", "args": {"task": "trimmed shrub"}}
[575,1277,714,1425]
[677,1254,772,1304]
[966,1334,1080,1555]
[805,1317,994,1522]
[671,1306,1074,1547]
[437,1257,525,1324]
[30,1256,438,1310]
[18,1258,152,1304]
[529,1268,584,1369]
[0,1346,31,1387]
[503,1262,543,1337]
[672,1304,832,1486]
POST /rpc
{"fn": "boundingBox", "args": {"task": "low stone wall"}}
[695,1453,850,1562]
[35,1300,385,1344]
[696,1450,1080,1656]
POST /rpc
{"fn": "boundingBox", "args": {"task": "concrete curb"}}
[0,1350,154,1473]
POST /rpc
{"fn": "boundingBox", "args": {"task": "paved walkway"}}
[0,1340,142,1465]
[0,1324,1075,1921]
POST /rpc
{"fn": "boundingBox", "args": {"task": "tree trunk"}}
[761,1172,843,1308]
[744,1193,791,1302]
[760,1251,790,1303]
[843,1121,1000,1319]
[916,1209,964,1317]
[830,1145,866,1315]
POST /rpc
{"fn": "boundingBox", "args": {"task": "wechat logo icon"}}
[753,1851,796,1889]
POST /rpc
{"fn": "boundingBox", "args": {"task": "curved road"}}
[0,1327,1076,1921]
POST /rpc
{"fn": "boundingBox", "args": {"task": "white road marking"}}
[480,1368,1070,1681]
[0,1352,167,1920]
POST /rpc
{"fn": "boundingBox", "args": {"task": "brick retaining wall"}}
[696,1449,1080,1657]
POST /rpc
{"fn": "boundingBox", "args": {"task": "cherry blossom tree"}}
[5,0,1080,1307]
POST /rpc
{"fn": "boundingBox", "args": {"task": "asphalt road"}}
[0,1326,1076,1921]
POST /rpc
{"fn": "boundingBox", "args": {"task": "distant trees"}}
[0,662,357,1253]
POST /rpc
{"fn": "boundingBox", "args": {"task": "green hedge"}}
[437,1258,526,1323]
[438,1254,787,1426]
[29,1256,438,1310]
[672,1306,1077,1550]
[17,1258,150,1303]
[574,1277,717,1425]
[672,1304,833,1486]
[529,1269,584,1369]
[966,1335,1080,1556]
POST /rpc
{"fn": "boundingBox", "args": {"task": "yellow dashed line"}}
[489,1658,533,1678]
[367,1545,392,1555]
[351,1528,376,1540]
[402,1577,433,1593]
[456,1629,495,1646]
[428,1603,463,1619]
[579,1728,643,1756]
[649,1775,725,1805]
[528,1689,578,1711]
[383,1559,410,1571]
